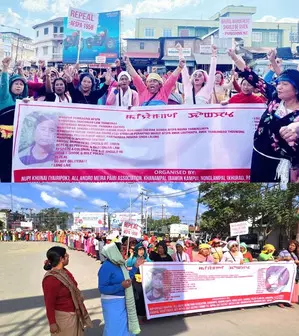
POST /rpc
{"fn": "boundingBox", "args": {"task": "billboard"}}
[63,10,120,64]
[73,212,106,229]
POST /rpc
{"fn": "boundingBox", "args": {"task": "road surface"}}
[0,242,298,336]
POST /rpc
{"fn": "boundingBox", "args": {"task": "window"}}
[252,32,262,42]
[36,30,39,38]
[163,29,172,37]
[54,26,58,34]
[44,27,49,35]
[60,26,64,33]
[144,28,154,37]
[35,48,38,56]
[53,46,58,54]
[179,29,190,37]
[140,42,145,50]
[43,46,48,55]
[269,32,278,43]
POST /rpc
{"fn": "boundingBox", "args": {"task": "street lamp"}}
[0,24,21,63]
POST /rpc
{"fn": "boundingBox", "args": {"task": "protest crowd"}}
[1,46,299,183]
[1,227,299,335]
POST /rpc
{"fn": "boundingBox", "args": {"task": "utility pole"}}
[140,192,144,228]
[101,205,109,231]
[162,204,164,225]
[194,186,200,226]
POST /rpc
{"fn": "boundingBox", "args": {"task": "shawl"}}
[115,87,133,107]
[54,92,72,103]
[44,269,92,330]
[102,243,141,335]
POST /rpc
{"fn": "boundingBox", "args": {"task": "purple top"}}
[278,249,298,260]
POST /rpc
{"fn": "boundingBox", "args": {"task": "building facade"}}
[135,5,299,51]
[32,17,64,67]
[0,32,34,64]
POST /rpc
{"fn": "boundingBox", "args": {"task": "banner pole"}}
[77,31,82,63]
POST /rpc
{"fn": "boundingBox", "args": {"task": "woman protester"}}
[98,242,143,336]
[0,57,29,111]
[171,240,190,262]
[210,238,223,263]
[64,66,111,104]
[106,71,139,107]
[240,243,253,262]
[278,240,299,264]
[212,71,235,104]
[126,243,151,322]
[124,56,185,106]
[149,241,173,262]
[258,244,275,261]
[194,243,214,263]
[221,241,243,264]
[221,78,265,104]
[44,70,72,103]
[228,48,299,183]
[181,45,217,105]
[42,246,92,335]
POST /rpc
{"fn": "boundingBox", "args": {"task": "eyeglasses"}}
[231,245,238,248]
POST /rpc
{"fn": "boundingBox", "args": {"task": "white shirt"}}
[172,251,190,262]
[221,251,243,264]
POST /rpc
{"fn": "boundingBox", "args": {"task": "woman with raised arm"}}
[64,66,111,105]
[124,56,185,106]
[228,48,299,183]
[44,68,72,103]
[181,45,217,105]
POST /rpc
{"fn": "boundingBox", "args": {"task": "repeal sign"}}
[68,7,98,34]
[121,221,142,239]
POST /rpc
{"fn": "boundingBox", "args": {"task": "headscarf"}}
[101,243,140,335]
[191,69,209,85]
[146,73,163,84]
[199,243,211,250]
[240,242,248,254]
[210,238,221,247]
[276,69,299,92]
[118,71,131,82]
[134,242,149,260]
[175,240,185,249]
[227,240,239,251]
[261,244,275,254]
[9,74,28,101]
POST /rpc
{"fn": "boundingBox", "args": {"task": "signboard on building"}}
[67,7,98,34]
[95,55,107,63]
[219,17,252,38]
[230,221,249,236]
[20,221,33,229]
[63,11,121,64]
[73,212,106,228]
[199,45,212,54]
[167,48,192,57]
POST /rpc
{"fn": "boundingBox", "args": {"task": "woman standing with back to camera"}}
[42,246,92,335]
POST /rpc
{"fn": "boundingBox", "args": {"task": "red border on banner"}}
[147,292,291,317]
[13,168,251,183]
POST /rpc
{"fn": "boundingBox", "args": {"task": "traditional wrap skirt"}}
[51,310,84,336]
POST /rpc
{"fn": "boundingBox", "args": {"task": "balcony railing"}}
[53,33,64,39]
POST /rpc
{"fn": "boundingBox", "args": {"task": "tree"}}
[36,208,71,231]
[0,220,4,230]
[197,183,299,243]
[147,215,181,231]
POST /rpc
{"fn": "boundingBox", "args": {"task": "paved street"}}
[1,242,299,336]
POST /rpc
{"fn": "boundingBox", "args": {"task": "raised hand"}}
[179,58,186,69]
[135,258,145,268]
[227,48,237,59]
[104,68,112,85]
[2,57,11,69]
[38,60,45,68]
[115,58,121,67]
[211,44,217,56]
[267,49,277,62]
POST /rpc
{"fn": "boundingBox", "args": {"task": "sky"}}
[0,0,298,39]
[0,183,204,223]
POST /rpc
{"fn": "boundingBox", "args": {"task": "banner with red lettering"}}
[67,7,98,34]
[12,101,265,183]
[141,262,296,319]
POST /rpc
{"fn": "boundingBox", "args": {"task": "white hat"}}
[118,71,131,82]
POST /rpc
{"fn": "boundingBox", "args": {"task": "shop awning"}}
[194,53,232,65]
[124,52,160,59]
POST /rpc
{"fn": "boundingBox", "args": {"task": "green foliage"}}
[0,220,4,230]
[197,183,299,240]
[147,215,181,231]
[35,208,71,231]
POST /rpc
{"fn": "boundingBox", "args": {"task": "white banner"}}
[230,221,249,236]
[95,55,107,64]
[141,262,296,319]
[121,221,142,239]
[219,17,252,38]
[67,7,98,34]
[12,101,265,183]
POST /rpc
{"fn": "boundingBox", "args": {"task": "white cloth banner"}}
[141,262,296,319]
[67,7,98,34]
[12,101,265,183]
